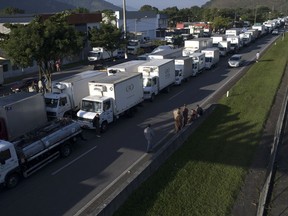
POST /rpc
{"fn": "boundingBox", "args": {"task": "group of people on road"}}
[142,104,204,153]
[173,104,204,133]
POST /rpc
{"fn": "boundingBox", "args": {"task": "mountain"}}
[203,0,288,11]
[0,0,121,14]
[56,0,122,11]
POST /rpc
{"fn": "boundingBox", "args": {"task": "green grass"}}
[114,35,288,216]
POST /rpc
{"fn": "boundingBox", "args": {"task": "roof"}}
[0,13,102,25]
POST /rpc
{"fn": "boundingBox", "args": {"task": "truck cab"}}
[77,96,113,131]
[0,140,20,188]
[142,76,159,101]
[45,92,71,119]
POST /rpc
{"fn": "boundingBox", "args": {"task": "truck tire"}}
[150,94,155,102]
[166,86,171,93]
[101,121,108,133]
[6,173,20,189]
[60,144,71,158]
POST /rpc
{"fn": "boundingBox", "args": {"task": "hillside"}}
[203,0,288,11]
[0,0,121,14]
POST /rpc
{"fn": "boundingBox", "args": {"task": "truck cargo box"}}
[0,92,47,141]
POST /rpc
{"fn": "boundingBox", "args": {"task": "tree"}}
[0,7,25,15]
[88,11,126,60]
[139,5,159,13]
[89,23,125,59]
[0,12,84,90]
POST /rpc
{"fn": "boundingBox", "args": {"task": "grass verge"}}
[114,35,288,216]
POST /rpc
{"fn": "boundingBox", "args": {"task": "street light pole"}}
[122,0,128,59]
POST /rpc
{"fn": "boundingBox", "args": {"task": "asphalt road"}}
[0,34,279,216]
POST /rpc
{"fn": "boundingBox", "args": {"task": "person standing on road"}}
[144,124,155,153]
[92,113,101,138]
[182,104,189,127]
[196,104,204,117]
[175,111,183,133]
[256,51,260,63]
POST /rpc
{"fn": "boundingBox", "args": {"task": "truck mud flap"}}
[23,152,60,177]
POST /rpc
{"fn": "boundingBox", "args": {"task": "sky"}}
[108,0,209,10]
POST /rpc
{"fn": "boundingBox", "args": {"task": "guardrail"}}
[257,63,288,215]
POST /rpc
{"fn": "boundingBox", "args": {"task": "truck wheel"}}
[150,94,155,102]
[166,86,171,93]
[101,121,108,133]
[6,173,20,189]
[60,145,71,158]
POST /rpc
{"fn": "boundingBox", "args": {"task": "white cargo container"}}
[190,52,206,74]
[182,38,213,56]
[44,71,106,119]
[239,33,252,46]
[174,56,194,85]
[252,24,266,37]
[106,60,146,75]
[148,47,183,60]
[138,59,175,101]
[225,28,242,36]
[218,41,231,56]
[211,35,226,47]
[0,92,48,141]
[201,47,220,70]
[227,36,242,53]
[77,72,144,131]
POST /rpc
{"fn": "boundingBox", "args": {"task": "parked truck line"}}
[44,71,106,119]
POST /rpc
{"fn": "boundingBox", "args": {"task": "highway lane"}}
[0,34,278,216]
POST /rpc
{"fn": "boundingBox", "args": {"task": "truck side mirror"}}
[0,159,5,165]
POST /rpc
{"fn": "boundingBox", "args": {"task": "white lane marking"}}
[51,146,98,176]
[169,90,184,100]
[73,153,147,216]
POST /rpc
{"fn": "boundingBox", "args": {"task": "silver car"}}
[228,54,244,67]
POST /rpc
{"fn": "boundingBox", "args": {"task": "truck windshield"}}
[82,100,102,112]
[143,78,152,87]
[45,98,58,108]
[88,52,100,57]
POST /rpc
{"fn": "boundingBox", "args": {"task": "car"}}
[11,77,39,93]
[272,29,279,35]
[228,54,244,68]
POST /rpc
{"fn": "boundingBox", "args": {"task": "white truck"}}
[88,47,119,62]
[147,47,183,60]
[225,28,241,36]
[211,35,226,47]
[182,38,213,56]
[77,72,144,131]
[227,36,241,53]
[44,71,106,119]
[239,33,252,46]
[252,24,266,37]
[190,52,206,74]
[106,60,146,75]
[0,65,3,86]
[174,56,194,85]
[127,40,141,55]
[0,92,48,142]
[218,41,231,56]
[138,59,175,101]
[0,118,83,188]
[201,48,220,70]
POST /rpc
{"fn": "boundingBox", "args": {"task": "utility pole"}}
[122,0,128,59]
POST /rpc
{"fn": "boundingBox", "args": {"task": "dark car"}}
[11,77,39,93]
